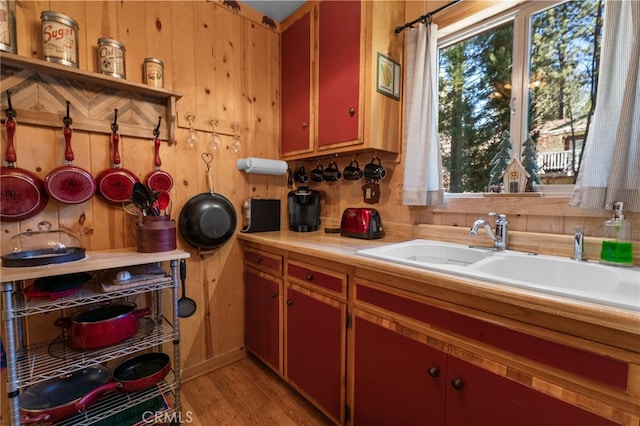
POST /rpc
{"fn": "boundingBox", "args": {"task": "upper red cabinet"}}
[280,0,405,160]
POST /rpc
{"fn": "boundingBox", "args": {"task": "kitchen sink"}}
[357,239,640,311]
[356,239,493,267]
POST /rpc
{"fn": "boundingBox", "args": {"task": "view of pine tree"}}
[439,22,513,193]
[488,130,513,188]
[438,1,603,193]
[528,1,604,132]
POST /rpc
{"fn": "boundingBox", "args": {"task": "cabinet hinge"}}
[345,404,351,423]
[346,312,352,329]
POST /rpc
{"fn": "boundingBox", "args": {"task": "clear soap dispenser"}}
[600,201,633,265]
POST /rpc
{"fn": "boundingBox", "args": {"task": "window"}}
[438,0,604,193]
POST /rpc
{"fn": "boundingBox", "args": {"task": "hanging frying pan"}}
[145,117,173,192]
[44,101,97,204]
[95,109,140,204]
[0,91,49,221]
[179,153,237,252]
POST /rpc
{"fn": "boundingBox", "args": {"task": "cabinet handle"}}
[287,300,294,306]
[451,378,464,390]
[305,273,314,281]
[271,293,277,299]
[348,107,355,117]
[255,257,262,263]
[427,367,440,378]
[302,122,308,129]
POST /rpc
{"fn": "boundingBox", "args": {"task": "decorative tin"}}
[0,0,16,53]
[41,11,79,67]
[98,37,126,78]
[143,57,164,88]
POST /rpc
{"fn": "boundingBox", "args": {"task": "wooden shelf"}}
[0,53,182,143]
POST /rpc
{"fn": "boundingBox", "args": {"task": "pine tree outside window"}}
[438,0,604,194]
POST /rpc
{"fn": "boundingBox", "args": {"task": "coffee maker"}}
[287,187,321,232]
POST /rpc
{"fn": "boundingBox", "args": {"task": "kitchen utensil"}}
[44,100,97,203]
[76,352,171,412]
[95,109,140,204]
[178,258,196,318]
[157,190,170,215]
[343,159,363,180]
[0,91,49,221]
[178,153,237,252]
[19,367,111,424]
[54,301,149,350]
[322,161,342,181]
[22,271,92,300]
[310,163,324,182]
[363,156,387,180]
[145,117,174,191]
[1,221,86,267]
[294,165,309,183]
[132,182,150,215]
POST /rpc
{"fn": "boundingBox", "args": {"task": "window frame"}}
[436,0,585,198]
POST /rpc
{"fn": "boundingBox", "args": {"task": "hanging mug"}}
[343,160,363,180]
[322,161,342,181]
[364,157,387,180]
[310,163,324,182]
[294,165,309,184]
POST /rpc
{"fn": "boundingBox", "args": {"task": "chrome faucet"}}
[573,225,584,260]
[469,212,508,250]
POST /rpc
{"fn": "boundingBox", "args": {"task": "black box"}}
[241,199,281,233]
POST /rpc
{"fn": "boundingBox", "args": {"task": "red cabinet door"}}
[281,11,312,156]
[244,269,280,372]
[445,356,617,426]
[353,316,447,425]
[286,286,343,421]
[318,0,361,147]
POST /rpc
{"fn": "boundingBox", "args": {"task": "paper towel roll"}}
[236,157,288,175]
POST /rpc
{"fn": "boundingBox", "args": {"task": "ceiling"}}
[241,1,306,22]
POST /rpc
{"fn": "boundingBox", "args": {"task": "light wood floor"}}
[180,355,334,425]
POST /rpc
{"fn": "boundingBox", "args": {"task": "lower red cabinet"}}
[244,269,281,372]
[353,316,447,425]
[286,286,345,422]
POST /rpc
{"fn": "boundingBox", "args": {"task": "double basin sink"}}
[356,239,640,311]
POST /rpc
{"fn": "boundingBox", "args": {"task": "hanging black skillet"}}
[178,153,237,252]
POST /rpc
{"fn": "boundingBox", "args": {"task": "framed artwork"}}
[376,53,401,100]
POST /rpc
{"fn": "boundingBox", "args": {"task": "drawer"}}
[287,260,346,297]
[355,282,629,391]
[244,247,283,276]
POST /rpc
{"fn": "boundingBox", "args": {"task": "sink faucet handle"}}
[488,212,508,223]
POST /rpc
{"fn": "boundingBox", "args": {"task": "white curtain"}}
[402,22,444,206]
[570,0,640,211]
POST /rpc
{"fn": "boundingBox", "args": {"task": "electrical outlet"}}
[395,183,403,205]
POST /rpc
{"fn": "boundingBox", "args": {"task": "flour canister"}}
[0,0,17,53]
[143,57,164,88]
[41,11,79,67]
[98,37,126,78]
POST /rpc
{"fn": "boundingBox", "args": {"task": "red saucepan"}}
[54,301,150,350]
[95,109,140,204]
[44,101,97,204]
[145,117,173,192]
[20,366,111,424]
[0,91,49,221]
[76,352,171,412]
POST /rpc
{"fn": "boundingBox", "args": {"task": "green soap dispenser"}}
[600,201,634,265]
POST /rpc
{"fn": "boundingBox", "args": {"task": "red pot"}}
[55,302,149,350]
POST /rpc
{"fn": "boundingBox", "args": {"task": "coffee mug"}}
[343,160,363,180]
[322,161,342,181]
[310,163,324,182]
[364,157,387,180]
[294,165,309,183]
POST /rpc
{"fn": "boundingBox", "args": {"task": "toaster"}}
[340,208,383,239]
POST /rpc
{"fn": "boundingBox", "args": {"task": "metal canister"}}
[0,0,17,53]
[41,11,79,67]
[143,57,164,88]
[98,37,126,79]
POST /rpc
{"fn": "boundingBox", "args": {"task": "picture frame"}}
[376,53,401,100]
